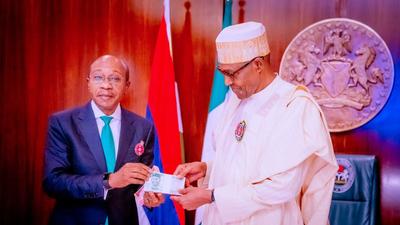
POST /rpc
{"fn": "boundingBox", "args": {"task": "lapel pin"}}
[235,120,246,141]
[134,140,145,156]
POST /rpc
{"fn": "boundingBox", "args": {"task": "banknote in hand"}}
[143,172,185,195]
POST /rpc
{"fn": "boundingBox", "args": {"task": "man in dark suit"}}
[43,55,164,225]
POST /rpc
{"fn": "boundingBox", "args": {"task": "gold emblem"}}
[279,18,394,132]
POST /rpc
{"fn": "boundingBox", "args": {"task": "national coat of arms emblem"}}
[334,158,355,193]
[280,18,394,132]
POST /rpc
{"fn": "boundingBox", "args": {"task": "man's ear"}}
[86,77,90,90]
[254,57,264,74]
[124,81,131,95]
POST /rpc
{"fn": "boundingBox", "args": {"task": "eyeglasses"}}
[217,56,263,79]
[89,73,124,85]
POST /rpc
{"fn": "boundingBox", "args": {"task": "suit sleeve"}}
[42,115,104,200]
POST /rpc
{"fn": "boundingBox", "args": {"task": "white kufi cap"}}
[216,21,270,64]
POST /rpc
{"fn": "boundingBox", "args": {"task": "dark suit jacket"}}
[43,102,154,225]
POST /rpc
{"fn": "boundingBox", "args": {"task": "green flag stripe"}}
[222,0,232,28]
[208,0,232,112]
[208,70,228,111]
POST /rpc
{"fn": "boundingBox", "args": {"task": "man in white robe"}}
[171,21,338,225]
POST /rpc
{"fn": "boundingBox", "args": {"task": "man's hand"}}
[143,192,165,208]
[173,162,207,186]
[170,186,212,210]
[109,163,151,188]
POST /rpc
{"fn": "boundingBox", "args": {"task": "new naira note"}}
[143,172,185,195]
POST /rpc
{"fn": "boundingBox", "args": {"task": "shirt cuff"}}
[103,188,108,200]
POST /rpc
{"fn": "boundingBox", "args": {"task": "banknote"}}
[143,172,185,195]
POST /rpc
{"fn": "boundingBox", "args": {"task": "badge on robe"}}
[235,120,246,141]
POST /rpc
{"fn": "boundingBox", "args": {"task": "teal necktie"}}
[100,116,116,173]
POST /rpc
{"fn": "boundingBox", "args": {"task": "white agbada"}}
[200,76,338,225]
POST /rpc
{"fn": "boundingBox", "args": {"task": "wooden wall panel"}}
[232,0,337,71]
[170,0,223,164]
[0,0,399,225]
[170,1,222,222]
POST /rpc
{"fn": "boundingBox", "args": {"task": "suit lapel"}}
[115,108,136,170]
[76,102,107,172]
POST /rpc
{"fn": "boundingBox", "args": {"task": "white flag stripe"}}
[136,197,151,225]
[175,82,184,133]
[164,0,173,57]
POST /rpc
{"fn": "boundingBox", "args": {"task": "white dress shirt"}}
[91,100,122,198]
